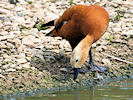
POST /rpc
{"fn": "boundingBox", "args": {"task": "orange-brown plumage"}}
[43,4,109,79]
[51,5,109,49]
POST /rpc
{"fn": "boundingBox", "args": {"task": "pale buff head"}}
[70,40,91,68]
[70,35,93,69]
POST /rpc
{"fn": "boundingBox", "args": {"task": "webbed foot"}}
[88,63,109,72]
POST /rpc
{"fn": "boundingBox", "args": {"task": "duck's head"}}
[70,37,92,80]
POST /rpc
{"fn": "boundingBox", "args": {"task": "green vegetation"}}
[27,1,32,4]
[35,23,48,31]
[107,35,115,44]
[35,23,41,31]
[69,0,76,5]
[115,6,121,21]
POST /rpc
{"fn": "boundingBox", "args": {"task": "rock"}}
[14,6,26,12]
[3,21,13,26]
[17,58,27,64]
[0,35,14,41]
[0,31,9,36]
[22,35,42,47]
[8,38,21,48]
[122,30,133,36]
[0,74,5,79]
[0,23,3,29]
[22,35,35,46]
[28,28,39,37]
[18,53,26,58]
[22,30,30,36]
[112,27,122,33]
[5,68,16,72]
[96,46,107,52]
[59,68,67,72]
[3,54,12,59]
[102,59,111,66]
[22,63,30,69]
[0,8,10,14]
[0,16,10,22]
[35,54,45,62]
[10,64,16,68]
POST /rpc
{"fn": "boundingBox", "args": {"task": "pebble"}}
[96,46,107,52]
[5,68,16,72]
[17,58,27,64]
[0,23,3,29]
[102,59,111,66]
[22,63,31,68]
[0,74,5,79]
[59,68,67,72]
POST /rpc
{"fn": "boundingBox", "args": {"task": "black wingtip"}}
[45,28,56,37]
[41,20,55,28]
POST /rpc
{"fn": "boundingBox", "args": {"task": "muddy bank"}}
[0,0,133,96]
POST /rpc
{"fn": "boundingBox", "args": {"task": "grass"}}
[27,0,32,4]
[110,6,122,22]
[115,6,121,21]
[35,23,48,31]
[107,35,115,44]
[69,0,76,5]
[35,23,41,31]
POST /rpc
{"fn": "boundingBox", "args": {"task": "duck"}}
[41,4,109,80]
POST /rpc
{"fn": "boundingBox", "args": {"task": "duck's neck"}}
[73,35,94,58]
[80,35,93,50]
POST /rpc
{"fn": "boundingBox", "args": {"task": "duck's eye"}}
[75,59,79,62]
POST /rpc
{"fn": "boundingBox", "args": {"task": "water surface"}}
[1,79,133,100]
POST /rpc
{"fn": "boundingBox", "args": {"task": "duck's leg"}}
[77,47,109,74]
[73,47,109,80]
[88,47,109,72]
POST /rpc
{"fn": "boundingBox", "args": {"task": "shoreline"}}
[1,72,133,99]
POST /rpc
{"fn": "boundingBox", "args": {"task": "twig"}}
[102,53,133,64]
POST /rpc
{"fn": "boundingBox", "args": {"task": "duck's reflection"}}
[74,86,94,100]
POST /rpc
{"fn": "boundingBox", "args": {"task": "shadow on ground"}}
[30,50,73,80]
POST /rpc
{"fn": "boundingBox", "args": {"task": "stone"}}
[0,8,10,14]
[102,59,111,66]
[5,68,16,72]
[3,54,12,59]
[0,16,10,22]
[0,23,3,29]
[0,31,9,36]
[14,6,26,12]
[22,63,31,69]
[22,35,42,46]
[59,68,67,72]
[8,38,21,48]
[19,53,26,58]
[96,46,107,52]
[0,74,5,79]
[10,64,16,68]
[35,54,45,62]
[0,35,14,41]
[17,58,27,64]
[28,28,39,37]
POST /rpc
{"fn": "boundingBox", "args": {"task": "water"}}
[1,79,133,100]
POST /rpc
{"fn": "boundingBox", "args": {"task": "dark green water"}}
[1,79,133,100]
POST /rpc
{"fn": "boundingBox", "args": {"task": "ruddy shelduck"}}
[41,4,109,80]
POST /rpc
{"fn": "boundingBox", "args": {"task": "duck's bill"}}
[73,68,80,80]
